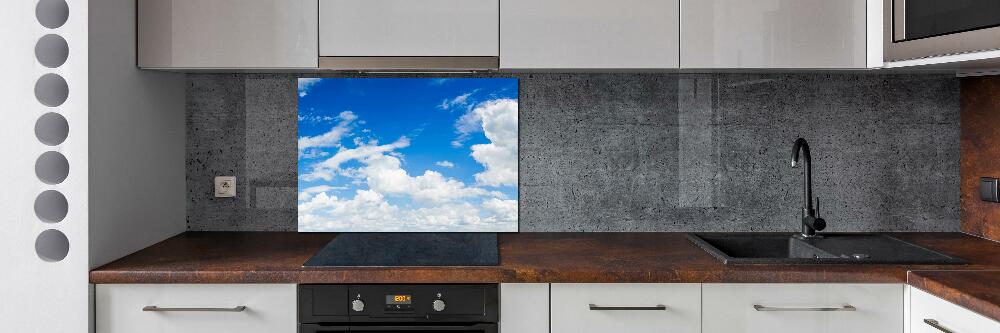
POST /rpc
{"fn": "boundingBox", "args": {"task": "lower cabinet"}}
[550,283,702,333]
[702,283,904,333]
[910,286,1000,333]
[96,282,997,333]
[500,283,549,333]
[96,284,297,333]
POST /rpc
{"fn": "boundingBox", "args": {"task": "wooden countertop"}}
[89,232,1000,321]
[91,232,1000,284]
[908,270,1000,323]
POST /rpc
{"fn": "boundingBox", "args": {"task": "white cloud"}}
[364,154,487,204]
[435,161,455,168]
[298,78,322,97]
[469,99,518,186]
[298,190,401,231]
[299,149,330,159]
[302,136,412,181]
[429,78,451,86]
[298,184,346,201]
[438,92,472,110]
[438,90,480,110]
[482,198,517,222]
[450,109,483,147]
[298,190,514,232]
[304,132,491,207]
[298,115,335,123]
[298,111,358,158]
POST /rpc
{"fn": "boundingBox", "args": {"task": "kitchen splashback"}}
[296,78,520,233]
[186,73,960,232]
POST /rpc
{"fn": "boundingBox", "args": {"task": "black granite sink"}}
[687,233,966,265]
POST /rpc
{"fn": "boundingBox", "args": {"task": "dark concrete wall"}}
[186,73,960,232]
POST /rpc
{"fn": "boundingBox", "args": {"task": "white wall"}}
[0,0,90,331]
[0,0,184,331]
[88,0,186,270]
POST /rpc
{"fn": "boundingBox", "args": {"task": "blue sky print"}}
[297,78,519,232]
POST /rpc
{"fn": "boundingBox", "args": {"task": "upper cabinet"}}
[135,0,887,70]
[318,0,500,70]
[501,0,680,69]
[680,0,872,69]
[137,0,318,69]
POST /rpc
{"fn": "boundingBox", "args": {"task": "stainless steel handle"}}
[753,304,856,312]
[923,319,955,333]
[142,306,247,312]
[589,304,667,311]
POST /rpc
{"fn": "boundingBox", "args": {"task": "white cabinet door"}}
[501,0,680,69]
[551,283,701,333]
[500,283,549,333]
[137,0,318,69]
[319,0,499,57]
[702,283,904,333]
[680,0,868,68]
[910,287,1000,333]
[96,284,297,333]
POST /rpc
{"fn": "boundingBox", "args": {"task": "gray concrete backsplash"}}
[186,73,960,232]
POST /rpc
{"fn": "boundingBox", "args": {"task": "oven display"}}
[386,295,412,304]
[385,294,414,311]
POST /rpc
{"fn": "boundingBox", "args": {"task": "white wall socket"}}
[214,176,236,198]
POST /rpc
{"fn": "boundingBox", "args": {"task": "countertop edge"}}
[907,270,1000,323]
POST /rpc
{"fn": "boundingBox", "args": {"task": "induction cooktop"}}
[303,233,500,267]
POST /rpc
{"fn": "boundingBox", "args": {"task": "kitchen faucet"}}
[791,138,826,238]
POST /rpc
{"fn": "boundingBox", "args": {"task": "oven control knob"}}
[351,299,365,312]
[432,299,446,312]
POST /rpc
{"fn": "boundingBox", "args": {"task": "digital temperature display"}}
[386,295,412,305]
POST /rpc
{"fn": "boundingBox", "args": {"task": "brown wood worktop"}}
[91,232,1000,285]
[908,270,1000,322]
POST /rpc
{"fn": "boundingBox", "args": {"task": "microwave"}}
[884,0,1000,62]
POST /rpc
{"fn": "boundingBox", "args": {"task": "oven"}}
[298,284,498,333]
[885,0,1000,61]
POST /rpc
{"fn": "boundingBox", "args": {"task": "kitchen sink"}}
[687,233,966,265]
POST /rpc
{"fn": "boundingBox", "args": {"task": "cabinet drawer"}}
[910,287,1000,333]
[500,0,679,69]
[500,284,548,333]
[96,284,296,333]
[680,0,867,68]
[703,283,903,333]
[551,283,701,333]
[319,0,499,57]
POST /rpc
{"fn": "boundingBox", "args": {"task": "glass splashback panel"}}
[297,78,519,232]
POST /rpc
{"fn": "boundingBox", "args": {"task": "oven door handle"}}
[347,323,497,331]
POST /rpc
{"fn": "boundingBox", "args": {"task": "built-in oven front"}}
[298,284,498,333]
[885,0,1000,61]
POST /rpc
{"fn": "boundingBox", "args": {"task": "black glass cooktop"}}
[303,233,500,267]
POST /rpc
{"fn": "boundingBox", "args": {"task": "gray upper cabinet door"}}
[319,0,500,57]
[138,0,318,69]
[681,0,867,69]
[501,0,680,69]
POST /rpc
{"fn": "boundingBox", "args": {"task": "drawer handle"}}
[753,304,856,312]
[589,304,667,311]
[142,306,247,312]
[923,319,955,333]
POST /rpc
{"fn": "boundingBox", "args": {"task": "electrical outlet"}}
[215,176,236,198]
[981,177,999,202]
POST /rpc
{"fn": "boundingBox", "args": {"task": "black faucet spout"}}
[791,138,825,237]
